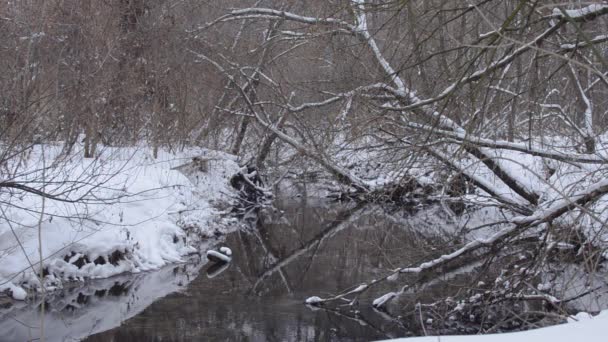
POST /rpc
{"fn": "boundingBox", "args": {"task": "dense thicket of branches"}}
[2,0,608,328]
[1,1,606,157]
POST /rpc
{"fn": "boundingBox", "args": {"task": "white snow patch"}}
[219,246,232,256]
[0,282,27,300]
[206,250,231,263]
[380,310,608,341]
[305,296,323,304]
[373,292,397,307]
[0,144,240,296]
[553,4,608,19]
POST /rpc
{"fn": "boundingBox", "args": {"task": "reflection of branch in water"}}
[0,263,204,342]
[307,304,398,339]
[281,203,321,280]
[251,202,367,293]
[299,234,323,285]
[206,261,231,278]
[250,228,293,293]
[372,306,410,333]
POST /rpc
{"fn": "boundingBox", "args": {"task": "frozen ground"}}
[0,143,240,300]
[382,310,608,342]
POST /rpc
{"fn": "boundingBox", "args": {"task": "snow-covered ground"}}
[381,310,608,342]
[0,143,240,300]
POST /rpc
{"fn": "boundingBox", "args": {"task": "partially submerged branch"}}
[307,177,608,307]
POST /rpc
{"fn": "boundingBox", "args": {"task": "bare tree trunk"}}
[83,112,98,158]
[568,62,596,154]
[229,21,277,156]
[508,54,522,142]
[255,105,291,169]
[231,116,250,155]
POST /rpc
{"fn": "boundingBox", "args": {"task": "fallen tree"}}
[190,0,608,328]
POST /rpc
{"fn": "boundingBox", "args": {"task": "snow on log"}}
[206,250,232,263]
[373,292,397,308]
[305,296,324,305]
[511,178,608,226]
[219,247,232,256]
[552,4,608,20]
[410,123,607,164]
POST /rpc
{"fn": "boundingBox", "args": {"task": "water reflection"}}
[1,198,483,341]
[86,199,472,341]
[0,262,202,342]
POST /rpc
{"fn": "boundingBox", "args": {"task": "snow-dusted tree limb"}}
[366,3,608,114]
[550,4,608,21]
[560,34,608,52]
[568,62,596,153]
[252,114,370,191]
[283,83,389,113]
[223,8,355,29]
[205,1,607,205]
[465,145,540,205]
[0,181,85,203]
[537,101,589,140]
[380,127,530,212]
[393,24,562,112]
[408,122,606,164]
[350,1,541,205]
[425,148,532,215]
[511,178,608,226]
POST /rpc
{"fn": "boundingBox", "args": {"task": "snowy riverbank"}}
[0,144,240,300]
[382,310,608,342]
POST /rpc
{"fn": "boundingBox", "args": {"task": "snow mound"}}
[0,145,240,299]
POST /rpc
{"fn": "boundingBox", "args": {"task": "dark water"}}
[1,198,473,341]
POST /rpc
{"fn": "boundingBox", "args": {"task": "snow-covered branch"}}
[310,177,608,308]
[285,83,390,112]
[551,4,608,21]
[560,34,608,52]
[409,123,607,164]
[425,148,531,214]
[223,8,354,29]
